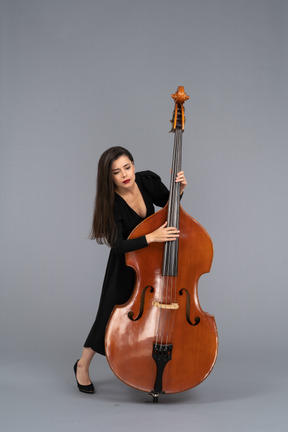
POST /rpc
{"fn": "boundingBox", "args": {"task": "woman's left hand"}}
[176,171,187,195]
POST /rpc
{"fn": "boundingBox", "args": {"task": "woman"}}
[74,146,187,393]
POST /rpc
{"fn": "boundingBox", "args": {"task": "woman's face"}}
[111,155,135,191]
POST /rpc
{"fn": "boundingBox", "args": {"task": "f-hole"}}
[179,288,200,326]
[128,286,154,321]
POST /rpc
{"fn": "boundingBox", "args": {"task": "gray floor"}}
[1,351,287,432]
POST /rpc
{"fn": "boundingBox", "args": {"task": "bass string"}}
[155,278,175,346]
[166,130,182,346]
[165,131,181,346]
[156,129,182,348]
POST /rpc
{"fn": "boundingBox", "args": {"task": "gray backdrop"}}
[1,0,287,431]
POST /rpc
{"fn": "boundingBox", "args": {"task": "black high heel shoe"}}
[74,360,95,394]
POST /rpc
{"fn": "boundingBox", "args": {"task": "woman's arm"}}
[112,221,179,255]
[112,220,148,255]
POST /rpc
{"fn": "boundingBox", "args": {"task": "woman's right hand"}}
[146,222,180,244]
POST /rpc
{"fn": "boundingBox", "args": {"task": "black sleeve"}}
[139,171,169,207]
[112,219,148,256]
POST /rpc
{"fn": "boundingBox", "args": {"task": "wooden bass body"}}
[105,203,218,395]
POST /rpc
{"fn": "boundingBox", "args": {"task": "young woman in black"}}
[74,146,187,393]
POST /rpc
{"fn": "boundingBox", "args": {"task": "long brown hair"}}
[90,146,134,247]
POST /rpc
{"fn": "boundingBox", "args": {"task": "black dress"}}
[84,171,169,355]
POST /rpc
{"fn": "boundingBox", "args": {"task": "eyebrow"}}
[111,163,131,173]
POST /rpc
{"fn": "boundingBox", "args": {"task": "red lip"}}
[123,179,130,184]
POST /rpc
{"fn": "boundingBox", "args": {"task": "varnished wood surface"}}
[105,205,218,394]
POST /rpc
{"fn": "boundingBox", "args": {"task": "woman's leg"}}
[76,347,96,385]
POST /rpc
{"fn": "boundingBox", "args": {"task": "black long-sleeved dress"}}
[84,171,169,355]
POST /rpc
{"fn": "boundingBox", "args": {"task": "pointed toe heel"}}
[74,360,95,394]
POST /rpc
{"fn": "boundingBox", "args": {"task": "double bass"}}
[105,87,218,402]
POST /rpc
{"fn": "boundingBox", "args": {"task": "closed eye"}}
[112,163,132,175]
